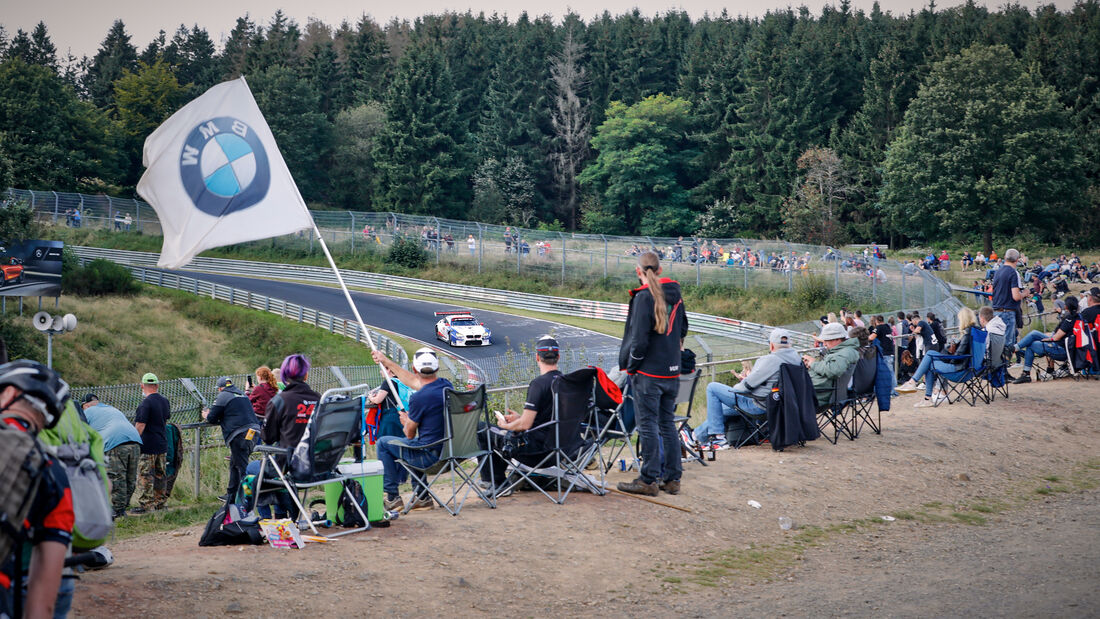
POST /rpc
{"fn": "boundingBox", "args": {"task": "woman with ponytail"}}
[617,251,689,496]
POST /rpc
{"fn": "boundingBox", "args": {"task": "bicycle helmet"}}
[0,359,70,429]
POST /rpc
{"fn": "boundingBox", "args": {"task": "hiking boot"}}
[1012,372,1032,384]
[408,495,435,511]
[658,480,681,495]
[130,506,149,515]
[617,477,659,496]
[383,495,404,512]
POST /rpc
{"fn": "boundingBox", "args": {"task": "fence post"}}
[51,191,58,223]
[193,427,202,498]
[872,255,878,302]
[743,264,748,289]
[433,217,441,266]
[309,228,314,254]
[559,232,566,285]
[696,259,701,286]
[901,268,907,309]
[229,288,234,305]
[107,195,113,225]
[135,198,141,231]
[477,223,483,274]
[602,235,608,279]
[835,258,840,295]
[349,212,356,252]
[517,230,522,276]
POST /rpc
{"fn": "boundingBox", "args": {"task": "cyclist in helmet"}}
[0,360,73,619]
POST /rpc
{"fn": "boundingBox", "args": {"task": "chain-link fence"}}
[10,188,956,317]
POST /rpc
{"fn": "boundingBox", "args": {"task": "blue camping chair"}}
[929,328,988,407]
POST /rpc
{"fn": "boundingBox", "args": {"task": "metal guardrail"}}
[72,246,818,348]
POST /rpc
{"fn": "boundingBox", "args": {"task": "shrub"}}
[384,237,429,269]
[63,258,140,296]
[793,273,832,310]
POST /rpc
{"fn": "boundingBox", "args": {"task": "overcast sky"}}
[4,0,1078,60]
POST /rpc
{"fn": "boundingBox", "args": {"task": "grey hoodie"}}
[733,347,804,399]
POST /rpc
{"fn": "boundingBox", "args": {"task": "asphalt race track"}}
[160,269,622,372]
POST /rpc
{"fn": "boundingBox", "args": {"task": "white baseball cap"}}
[412,347,439,373]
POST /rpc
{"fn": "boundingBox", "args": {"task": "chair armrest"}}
[523,419,558,435]
[255,444,290,456]
[935,354,969,363]
[391,437,448,452]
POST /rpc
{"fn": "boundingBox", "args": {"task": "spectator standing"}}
[247,366,278,420]
[467,234,477,256]
[372,347,451,512]
[132,373,171,513]
[202,377,260,503]
[869,316,897,391]
[81,393,142,518]
[0,361,73,619]
[617,251,689,497]
[991,248,1025,364]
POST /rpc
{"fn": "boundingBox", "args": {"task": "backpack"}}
[307,479,380,528]
[164,422,183,497]
[0,416,47,562]
[38,401,113,551]
[199,498,264,547]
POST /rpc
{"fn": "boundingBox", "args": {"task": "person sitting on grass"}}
[372,347,451,513]
[694,329,802,449]
[1012,296,1079,384]
[897,307,978,407]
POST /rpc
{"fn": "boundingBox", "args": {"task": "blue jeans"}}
[631,373,681,484]
[995,310,1018,353]
[1016,331,1064,370]
[377,436,440,496]
[910,351,962,396]
[697,383,765,441]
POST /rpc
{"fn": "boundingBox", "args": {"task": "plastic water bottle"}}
[778,516,793,530]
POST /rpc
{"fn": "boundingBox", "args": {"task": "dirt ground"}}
[72,380,1100,618]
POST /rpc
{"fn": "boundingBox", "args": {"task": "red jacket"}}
[249,382,278,419]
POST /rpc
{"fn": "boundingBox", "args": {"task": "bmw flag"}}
[136,77,315,268]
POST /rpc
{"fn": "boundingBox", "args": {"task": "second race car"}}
[434,311,492,347]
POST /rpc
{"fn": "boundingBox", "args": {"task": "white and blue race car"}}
[434,311,492,347]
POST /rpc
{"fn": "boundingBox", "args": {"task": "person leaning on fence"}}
[617,251,689,497]
[803,322,860,407]
[372,347,451,513]
[693,329,801,450]
[247,366,279,420]
[0,361,74,619]
[476,335,562,495]
[132,372,171,514]
[203,377,261,503]
[81,393,142,518]
[897,307,978,406]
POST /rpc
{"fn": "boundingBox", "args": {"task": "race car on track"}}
[434,311,491,347]
[0,257,24,286]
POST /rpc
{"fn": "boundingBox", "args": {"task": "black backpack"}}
[198,498,264,547]
[308,479,384,528]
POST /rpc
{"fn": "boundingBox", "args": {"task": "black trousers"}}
[476,423,548,485]
[227,433,256,501]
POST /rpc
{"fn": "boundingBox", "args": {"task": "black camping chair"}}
[816,363,857,445]
[496,368,604,504]
[982,331,1010,402]
[729,392,769,449]
[672,371,706,465]
[392,384,495,516]
[253,386,370,537]
[586,381,637,476]
[848,346,881,437]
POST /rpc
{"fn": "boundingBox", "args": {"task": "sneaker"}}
[1004,371,1018,382]
[616,477,659,496]
[112,510,126,519]
[130,506,149,515]
[491,485,514,498]
[896,379,919,393]
[1037,369,1054,382]
[914,397,937,408]
[476,480,493,491]
[408,495,435,511]
[1053,367,1071,379]
[383,495,404,512]
[931,392,948,406]
[710,438,731,451]
[1012,373,1032,384]
[658,480,681,495]
[679,428,699,449]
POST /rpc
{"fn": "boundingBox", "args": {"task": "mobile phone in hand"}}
[494,411,506,424]
[246,375,254,389]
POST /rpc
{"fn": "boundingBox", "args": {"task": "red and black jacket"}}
[618,278,689,379]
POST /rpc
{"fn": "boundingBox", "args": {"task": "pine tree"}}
[219,16,256,79]
[373,41,469,217]
[245,11,301,73]
[342,17,392,105]
[87,20,138,108]
[28,22,58,71]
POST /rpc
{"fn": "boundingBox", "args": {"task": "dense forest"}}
[0,1,1098,249]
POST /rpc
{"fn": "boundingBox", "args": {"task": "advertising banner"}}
[0,240,64,297]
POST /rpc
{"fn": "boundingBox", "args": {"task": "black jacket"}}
[619,278,689,379]
[206,386,260,443]
[766,363,820,450]
[261,381,320,449]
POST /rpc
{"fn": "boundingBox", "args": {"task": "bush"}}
[63,258,140,296]
[793,273,833,310]
[384,237,429,269]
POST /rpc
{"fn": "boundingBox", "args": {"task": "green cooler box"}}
[323,459,385,523]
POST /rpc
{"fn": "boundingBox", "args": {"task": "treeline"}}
[0,2,1098,249]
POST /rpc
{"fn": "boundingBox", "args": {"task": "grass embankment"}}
[47,226,864,326]
[23,285,382,386]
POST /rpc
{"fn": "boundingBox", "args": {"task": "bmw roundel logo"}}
[179,117,270,216]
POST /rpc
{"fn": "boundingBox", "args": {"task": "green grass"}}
[113,501,222,540]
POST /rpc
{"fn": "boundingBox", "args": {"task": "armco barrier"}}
[73,246,816,348]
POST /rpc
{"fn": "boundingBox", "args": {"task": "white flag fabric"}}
[136,77,314,268]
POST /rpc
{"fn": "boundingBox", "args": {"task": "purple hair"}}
[280,354,311,382]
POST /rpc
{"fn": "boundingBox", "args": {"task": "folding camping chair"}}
[1064,320,1099,380]
[496,368,605,504]
[588,382,637,475]
[729,393,769,449]
[982,331,1010,402]
[816,364,857,445]
[672,371,706,465]
[252,385,370,537]
[393,384,495,516]
[929,328,988,407]
[847,346,881,438]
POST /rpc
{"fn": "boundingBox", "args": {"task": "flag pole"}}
[306,218,407,412]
